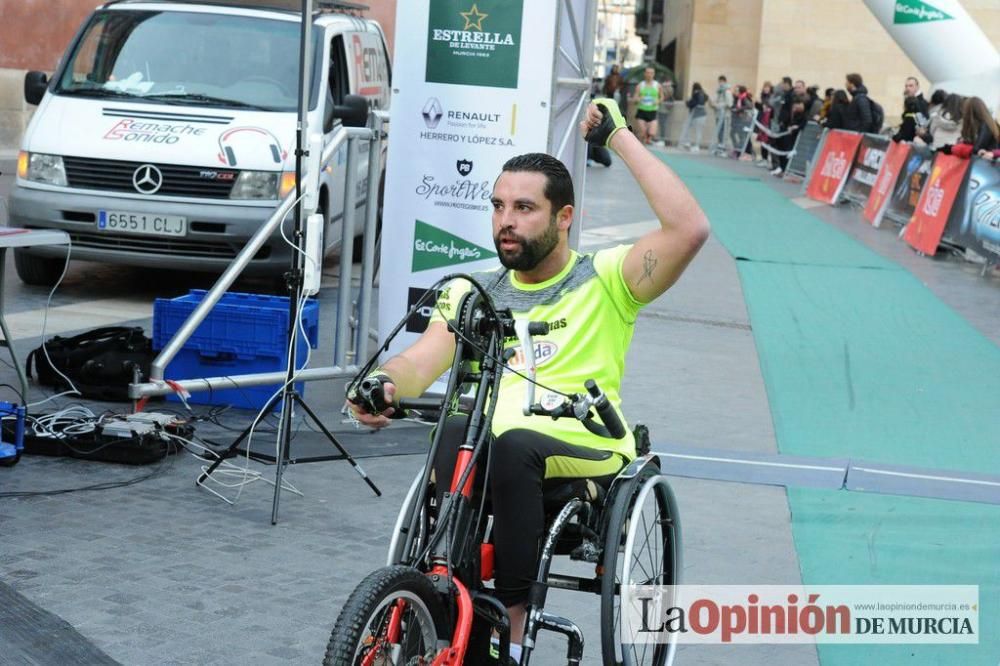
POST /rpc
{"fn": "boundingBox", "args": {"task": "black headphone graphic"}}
[217,126,286,167]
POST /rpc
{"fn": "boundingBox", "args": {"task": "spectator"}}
[824,89,850,130]
[944,96,999,158]
[904,76,930,117]
[819,87,835,121]
[758,81,773,114]
[709,74,734,152]
[771,95,808,176]
[630,66,662,145]
[921,93,964,148]
[603,64,623,105]
[657,78,675,145]
[755,82,774,166]
[892,96,920,142]
[768,78,788,131]
[915,89,946,145]
[844,73,873,132]
[678,82,708,152]
[806,85,823,120]
[729,85,754,159]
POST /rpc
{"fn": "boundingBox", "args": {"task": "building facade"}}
[642,0,999,132]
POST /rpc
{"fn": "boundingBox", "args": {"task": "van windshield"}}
[56,9,311,112]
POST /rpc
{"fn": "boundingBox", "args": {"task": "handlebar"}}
[585,379,627,439]
[353,315,627,439]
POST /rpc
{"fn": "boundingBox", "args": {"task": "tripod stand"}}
[195,0,380,524]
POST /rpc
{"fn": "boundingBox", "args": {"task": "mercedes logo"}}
[132,164,163,194]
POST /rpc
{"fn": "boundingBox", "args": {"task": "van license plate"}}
[98,211,187,237]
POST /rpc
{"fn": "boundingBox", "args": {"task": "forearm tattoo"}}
[638,249,658,285]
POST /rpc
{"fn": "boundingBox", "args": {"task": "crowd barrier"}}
[799,128,999,273]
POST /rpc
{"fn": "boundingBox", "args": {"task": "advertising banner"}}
[861,0,999,104]
[785,122,824,179]
[805,131,864,205]
[379,0,558,355]
[903,153,971,255]
[863,140,912,227]
[885,145,933,226]
[843,134,890,205]
[945,158,1000,260]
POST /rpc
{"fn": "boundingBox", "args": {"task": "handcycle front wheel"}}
[325,565,448,666]
[600,464,682,666]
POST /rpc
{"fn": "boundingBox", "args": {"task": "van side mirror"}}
[24,71,49,106]
[329,94,369,128]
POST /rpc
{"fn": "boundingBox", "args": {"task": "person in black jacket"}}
[844,73,873,132]
[904,76,930,118]
[825,90,850,130]
[892,96,920,142]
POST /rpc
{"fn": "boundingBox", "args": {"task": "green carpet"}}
[660,153,1000,664]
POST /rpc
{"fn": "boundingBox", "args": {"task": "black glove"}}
[347,373,395,415]
[585,98,630,147]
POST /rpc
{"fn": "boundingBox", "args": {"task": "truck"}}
[9,0,390,285]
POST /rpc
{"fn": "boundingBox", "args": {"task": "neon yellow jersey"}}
[430,245,644,461]
[637,81,660,112]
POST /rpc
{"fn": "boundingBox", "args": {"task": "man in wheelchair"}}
[348,99,709,659]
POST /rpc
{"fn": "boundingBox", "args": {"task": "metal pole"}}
[334,136,360,366]
[355,111,386,363]
[272,0,314,525]
[130,365,358,400]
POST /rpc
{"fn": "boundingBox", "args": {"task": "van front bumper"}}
[9,185,297,274]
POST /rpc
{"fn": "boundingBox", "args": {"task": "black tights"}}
[432,418,623,606]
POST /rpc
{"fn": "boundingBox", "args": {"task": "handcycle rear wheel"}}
[600,465,682,666]
[324,565,448,666]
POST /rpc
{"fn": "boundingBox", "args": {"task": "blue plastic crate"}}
[153,290,319,410]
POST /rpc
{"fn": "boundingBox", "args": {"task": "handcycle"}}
[325,275,683,665]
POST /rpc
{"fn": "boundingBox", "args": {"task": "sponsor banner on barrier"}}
[843,134,890,204]
[904,153,970,254]
[886,145,934,225]
[805,130,864,205]
[379,0,557,355]
[623,585,979,645]
[864,140,912,227]
[944,158,1000,260]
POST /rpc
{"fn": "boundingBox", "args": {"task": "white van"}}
[9,0,389,285]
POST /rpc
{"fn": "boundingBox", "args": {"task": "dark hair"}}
[833,89,849,105]
[846,73,864,88]
[782,76,792,86]
[718,75,727,82]
[961,96,1000,145]
[930,89,947,106]
[807,85,818,96]
[501,153,574,213]
[692,82,704,94]
[942,93,964,121]
[825,87,835,98]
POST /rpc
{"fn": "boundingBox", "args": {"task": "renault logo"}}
[132,164,163,194]
[422,98,443,129]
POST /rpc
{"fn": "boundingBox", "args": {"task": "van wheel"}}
[14,249,65,287]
